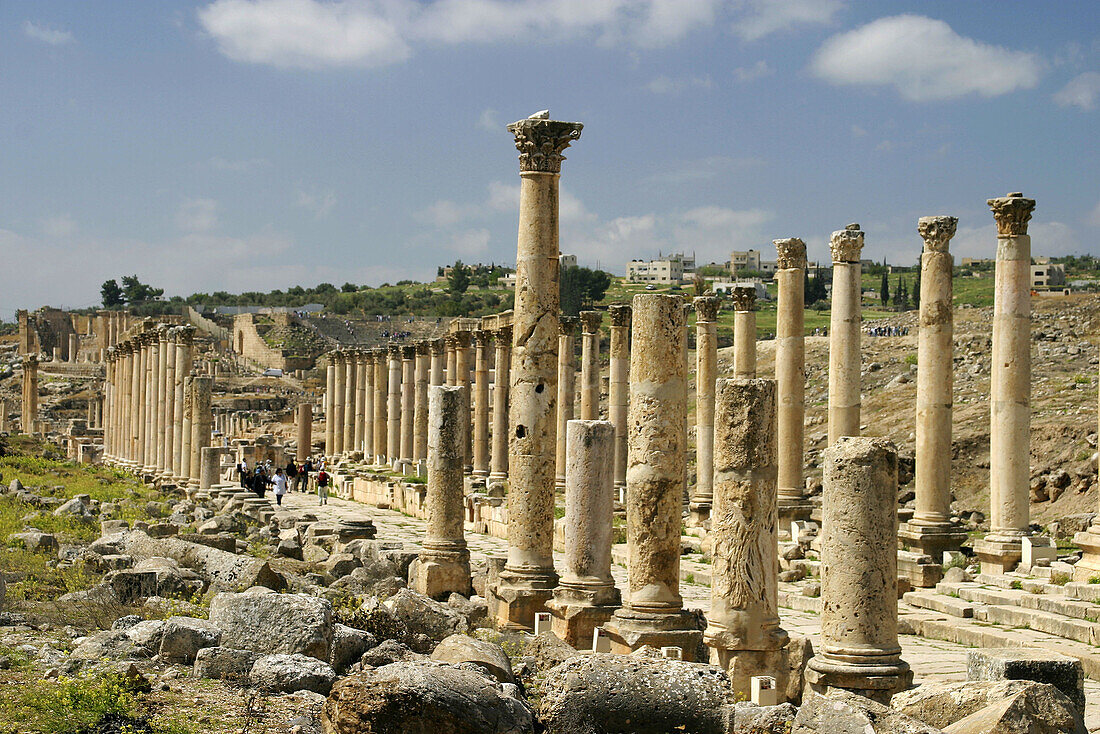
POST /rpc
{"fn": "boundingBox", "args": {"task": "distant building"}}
[961,258,995,267]
[711,280,769,300]
[730,249,777,277]
[560,254,577,269]
[626,252,695,284]
[1031,262,1065,288]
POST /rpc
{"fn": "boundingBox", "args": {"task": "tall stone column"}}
[399,345,416,470]
[579,311,602,420]
[548,419,621,647]
[445,336,457,386]
[363,352,374,459]
[976,193,1038,575]
[608,304,630,492]
[490,114,582,630]
[20,354,38,435]
[705,379,788,697]
[807,437,911,704]
[489,326,512,482]
[131,336,145,468]
[139,333,154,473]
[142,333,160,475]
[343,350,357,455]
[180,375,193,482]
[296,403,312,462]
[373,349,388,464]
[413,342,430,465]
[354,351,368,455]
[900,217,967,559]
[188,375,213,489]
[827,224,864,446]
[410,385,472,599]
[732,287,757,379]
[332,351,346,456]
[775,239,811,532]
[163,330,176,477]
[116,345,130,463]
[430,338,445,386]
[156,326,171,474]
[689,296,718,527]
[387,345,402,464]
[472,330,491,477]
[68,333,79,362]
[604,294,703,658]
[1076,365,1100,579]
[554,316,578,493]
[102,351,114,459]
[454,331,473,472]
[324,358,336,458]
[173,327,193,480]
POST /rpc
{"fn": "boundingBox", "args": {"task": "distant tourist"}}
[237,458,249,488]
[286,460,299,491]
[317,469,329,506]
[272,468,287,506]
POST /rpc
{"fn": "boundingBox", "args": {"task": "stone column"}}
[131,336,145,468]
[689,296,718,527]
[454,331,473,472]
[153,326,168,474]
[324,358,335,458]
[163,330,176,477]
[827,224,864,446]
[490,115,582,630]
[705,378,788,697]
[387,345,402,464]
[173,327,193,480]
[199,446,221,491]
[413,342,430,465]
[180,374,194,482]
[489,326,512,482]
[373,349,388,464]
[188,375,213,489]
[363,352,374,459]
[548,419,621,647]
[579,311,602,420]
[604,294,703,657]
[354,351,368,455]
[976,193,1038,575]
[554,316,578,492]
[142,333,159,475]
[296,403,312,462]
[774,239,811,532]
[399,345,416,471]
[900,217,967,559]
[732,287,757,379]
[430,338,445,386]
[20,354,38,435]
[343,350,357,455]
[68,333,78,363]
[116,345,129,463]
[472,330,491,477]
[608,304,630,493]
[806,437,911,704]
[1076,367,1100,579]
[331,351,346,456]
[138,333,154,473]
[445,336,457,386]
[410,385,472,599]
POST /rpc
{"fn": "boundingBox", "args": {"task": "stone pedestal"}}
[296,403,312,463]
[199,446,222,491]
[411,385,472,599]
[975,193,1037,575]
[827,224,863,446]
[731,287,757,379]
[608,305,630,492]
[806,437,911,704]
[705,378,788,699]
[774,239,812,532]
[689,296,718,527]
[489,327,511,482]
[548,420,621,647]
[472,330,491,476]
[603,294,703,659]
[555,316,578,493]
[490,116,581,630]
[579,311,601,420]
[899,216,967,564]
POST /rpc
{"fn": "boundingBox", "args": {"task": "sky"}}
[1,0,1098,317]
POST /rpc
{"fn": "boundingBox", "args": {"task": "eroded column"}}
[827,224,864,446]
[373,349,388,464]
[775,239,811,532]
[472,330,491,477]
[188,375,213,489]
[489,326,512,482]
[172,327,192,478]
[20,354,38,435]
[362,351,374,457]
[180,374,193,482]
[579,311,601,420]
[354,350,368,455]
[199,445,221,491]
[732,287,757,379]
[608,304,630,492]
[296,403,312,463]
[430,338,445,387]
[324,357,336,458]
[689,296,718,527]
[332,351,346,456]
[454,331,473,472]
[413,341,430,466]
[554,316,578,493]
[343,349,357,455]
[386,345,402,465]
[399,345,415,471]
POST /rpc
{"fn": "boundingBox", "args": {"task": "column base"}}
[777,498,813,535]
[709,645,791,703]
[409,548,472,601]
[896,550,945,588]
[488,568,558,631]
[898,521,968,559]
[1072,527,1100,583]
[487,471,508,483]
[601,607,705,661]
[973,534,1025,575]
[546,583,622,649]
[804,654,912,706]
[687,503,711,529]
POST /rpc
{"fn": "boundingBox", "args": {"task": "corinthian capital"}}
[774,238,807,270]
[558,316,578,336]
[579,311,602,334]
[693,296,719,323]
[830,223,864,264]
[731,287,757,313]
[987,192,1035,236]
[507,116,583,174]
[917,216,958,253]
[608,304,631,328]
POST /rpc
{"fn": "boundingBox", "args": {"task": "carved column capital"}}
[331,350,346,366]
[415,341,430,356]
[453,330,472,349]
[22,353,38,368]
[177,325,196,346]
[558,316,578,336]
[987,192,1035,236]
[507,116,583,173]
[402,345,416,360]
[608,304,631,328]
[830,224,864,264]
[579,310,602,334]
[917,216,958,253]
[495,325,513,344]
[388,344,403,360]
[473,329,491,347]
[732,286,757,312]
[774,238,807,270]
[430,338,446,356]
[693,296,719,322]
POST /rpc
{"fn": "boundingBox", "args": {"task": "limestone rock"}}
[327,562,407,597]
[158,616,221,664]
[360,639,426,668]
[538,653,734,734]
[324,552,362,579]
[942,682,1085,734]
[323,661,534,734]
[193,646,261,681]
[8,531,58,553]
[967,648,1084,715]
[431,634,515,684]
[793,691,941,733]
[250,653,336,695]
[726,702,798,734]
[942,566,972,584]
[118,530,284,592]
[384,588,468,642]
[209,588,333,661]
[892,680,1035,728]
[330,624,376,674]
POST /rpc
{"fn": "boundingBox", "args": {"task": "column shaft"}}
[579,311,601,420]
[775,239,809,529]
[296,403,312,462]
[489,328,512,481]
[827,225,864,446]
[413,343,430,464]
[608,305,630,491]
[400,346,415,466]
[324,361,335,457]
[555,319,577,491]
[472,331,491,476]
[387,347,401,463]
[690,297,718,527]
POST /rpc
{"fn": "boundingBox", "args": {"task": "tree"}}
[895,276,909,311]
[879,272,890,308]
[448,261,470,294]
[560,266,612,316]
[806,267,828,305]
[341,282,357,293]
[100,279,124,308]
[120,274,163,305]
[692,274,709,296]
[912,259,921,310]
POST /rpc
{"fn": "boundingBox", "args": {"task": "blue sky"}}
[1,0,1098,316]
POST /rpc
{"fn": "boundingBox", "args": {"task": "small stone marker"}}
[1021,536,1057,570]
[751,676,777,707]
[592,627,610,653]
[661,646,682,660]
[534,612,552,636]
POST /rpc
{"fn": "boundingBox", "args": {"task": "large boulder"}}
[118,530,284,592]
[538,653,734,734]
[792,691,941,734]
[384,588,468,642]
[250,653,336,695]
[360,639,426,668]
[327,563,407,597]
[725,702,798,734]
[892,680,1037,728]
[54,497,95,522]
[193,647,262,681]
[323,661,533,734]
[330,624,376,674]
[209,588,333,661]
[431,634,515,684]
[942,682,1085,734]
[8,531,58,554]
[158,616,222,664]
[324,553,362,579]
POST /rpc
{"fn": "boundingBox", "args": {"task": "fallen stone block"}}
[209,588,333,661]
[967,648,1084,715]
[250,653,336,695]
[942,682,1085,734]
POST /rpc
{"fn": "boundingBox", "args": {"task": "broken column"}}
[732,287,757,379]
[827,224,864,446]
[445,335,457,386]
[399,345,416,471]
[413,341,430,466]
[705,378,788,699]
[296,403,312,463]
[387,345,402,465]
[490,114,582,629]
[976,193,1039,575]
[410,384,472,599]
[188,375,213,490]
[603,293,703,658]
[429,338,445,387]
[332,351,346,457]
[548,419,621,647]
[489,325,512,482]
[900,216,967,561]
[199,445,221,491]
[690,296,719,527]
[472,329,491,477]
[579,311,601,420]
[774,238,811,532]
[20,354,38,435]
[555,316,578,493]
[608,304,630,493]
[806,436,911,704]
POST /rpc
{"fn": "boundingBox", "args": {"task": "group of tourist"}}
[866,325,910,337]
[236,456,330,506]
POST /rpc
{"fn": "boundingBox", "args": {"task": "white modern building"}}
[625,252,695,284]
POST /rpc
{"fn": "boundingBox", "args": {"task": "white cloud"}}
[811,15,1043,102]
[487,181,520,212]
[420,199,472,228]
[295,188,337,218]
[734,0,842,42]
[732,60,772,82]
[679,205,772,231]
[1089,199,1100,228]
[1053,72,1100,110]
[951,220,1079,259]
[448,228,491,256]
[645,74,712,94]
[176,198,220,232]
[41,215,78,238]
[23,20,75,46]
[477,108,499,132]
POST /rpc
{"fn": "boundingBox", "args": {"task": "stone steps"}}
[901,590,975,618]
[974,603,1100,646]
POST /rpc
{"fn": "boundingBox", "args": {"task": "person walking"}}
[272,467,288,506]
[316,468,329,506]
[286,460,299,492]
[301,458,314,492]
[237,458,249,488]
